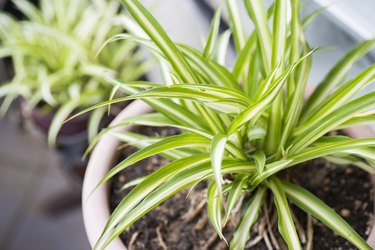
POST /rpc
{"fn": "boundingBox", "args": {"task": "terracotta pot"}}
[82,99,375,249]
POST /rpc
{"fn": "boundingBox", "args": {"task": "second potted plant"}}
[0,0,150,146]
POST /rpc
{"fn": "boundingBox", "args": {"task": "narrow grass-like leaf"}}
[253,138,375,187]
[338,111,375,129]
[251,151,266,174]
[302,39,375,119]
[98,134,210,187]
[108,131,193,160]
[291,92,375,153]
[244,0,272,73]
[203,5,221,59]
[88,107,106,143]
[225,0,245,51]
[283,180,372,250]
[48,99,81,146]
[296,64,375,136]
[211,134,228,194]
[230,186,266,250]
[324,155,375,174]
[224,174,247,225]
[250,159,293,188]
[268,178,301,250]
[179,45,240,89]
[207,181,225,241]
[216,30,232,66]
[120,0,197,83]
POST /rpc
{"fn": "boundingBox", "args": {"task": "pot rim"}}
[82,99,375,249]
[82,99,153,249]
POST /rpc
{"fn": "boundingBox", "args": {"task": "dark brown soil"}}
[110,128,374,250]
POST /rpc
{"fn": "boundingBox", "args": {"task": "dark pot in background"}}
[30,105,89,140]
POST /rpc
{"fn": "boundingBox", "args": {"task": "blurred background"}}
[0,0,374,249]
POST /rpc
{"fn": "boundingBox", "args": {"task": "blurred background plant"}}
[0,0,151,145]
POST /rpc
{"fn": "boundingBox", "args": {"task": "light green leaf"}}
[48,99,81,147]
[251,151,266,174]
[207,181,225,241]
[120,0,197,83]
[296,64,375,136]
[203,5,221,59]
[225,0,245,51]
[98,133,211,186]
[87,107,106,143]
[224,174,248,225]
[303,39,375,118]
[230,186,266,250]
[291,92,375,153]
[244,0,272,73]
[268,178,301,250]
[283,180,372,250]
[211,134,228,194]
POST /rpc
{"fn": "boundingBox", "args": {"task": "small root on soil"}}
[202,233,219,250]
[128,231,139,250]
[156,226,168,250]
[306,214,314,250]
[182,199,206,223]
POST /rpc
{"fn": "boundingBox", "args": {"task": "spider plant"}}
[0,0,150,145]
[77,0,375,249]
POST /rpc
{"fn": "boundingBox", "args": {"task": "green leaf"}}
[120,0,197,83]
[230,186,266,250]
[268,178,301,250]
[207,181,225,241]
[13,0,44,23]
[87,107,106,143]
[108,130,193,160]
[254,138,375,185]
[203,5,221,59]
[303,39,375,118]
[97,133,210,186]
[296,64,375,136]
[48,99,81,147]
[291,92,375,153]
[265,0,288,155]
[179,45,240,90]
[324,155,375,174]
[216,30,232,66]
[250,159,293,188]
[211,134,228,194]
[244,0,272,73]
[251,151,266,174]
[224,174,247,225]
[271,0,287,69]
[283,180,372,250]
[338,111,375,129]
[225,0,245,51]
